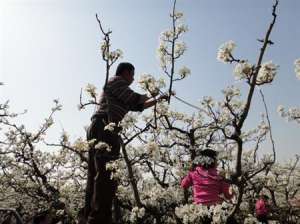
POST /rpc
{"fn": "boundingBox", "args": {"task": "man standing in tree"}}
[84,62,167,224]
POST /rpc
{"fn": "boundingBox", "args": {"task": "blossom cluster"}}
[294,58,300,79]
[85,83,97,98]
[104,122,116,132]
[105,159,127,180]
[175,202,232,224]
[129,207,146,223]
[145,141,161,160]
[217,41,236,63]
[138,74,166,96]
[158,10,188,75]
[95,141,111,152]
[277,105,300,124]
[100,42,123,63]
[256,61,278,84]
[175,203,211,223]
[233,61,253,80]
[178,66,191,79]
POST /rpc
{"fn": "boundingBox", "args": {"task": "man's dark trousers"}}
[84,115,120,224]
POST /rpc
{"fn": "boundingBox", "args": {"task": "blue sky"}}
[0,0,299,160]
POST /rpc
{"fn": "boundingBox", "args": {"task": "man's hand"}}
[157,91,175,102]
[157,94,169,101]
[143,91,175,109]
[150,88,160,97]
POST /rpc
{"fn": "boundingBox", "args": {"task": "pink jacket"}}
[181,166,232,205]
[255,199,269,216]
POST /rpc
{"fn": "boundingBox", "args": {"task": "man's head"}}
[116,62,135,84]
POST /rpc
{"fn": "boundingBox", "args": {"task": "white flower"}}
[157,42,171,67]
[257,61,278,84]
[129,207,146,222]
[161,30,174,40]
[145,141,160,160]
[73,138,90,152]
[174,42,187,56]
[95,142,111,152]
[45,117,54,127]
[217,40,236,63]
[120,113,138,130]
[202,96,215,106]
[100,42,108,55]
[60,131,69,143]
[109,49,123,61]
[138,74,166,95]
[106,161,118,171]
[173,11,184,19]
[104,122,116,132]
[287,107,300,123]
[233,61,253,80]
[222,86,241,98]
[105,160,126,180]
[244,215,259,224]
[294,58,300,79]
[175,204,211,223]
[176,24,188,35]
[138,207,145,218]
[85,83,97,98]
[258,122,269,136]
[178,66,191,78]
[240,202,249,211]
[277,105,284,115]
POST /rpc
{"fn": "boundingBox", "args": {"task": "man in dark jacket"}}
[84,62,167,224]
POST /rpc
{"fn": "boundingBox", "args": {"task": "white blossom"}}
[109,49,123,61]
[277,105,284,115]
[175,204,211,223]
[294,58,300,79]
[278,105,300,124]
[222,86,241,98]
[174,42,187,57]
[145,141,160,160]
[178,66,191,78]
[138,74,166,96]
[104,122,116,132]
[73,137,89,152]
[129,207,145,222]
[106,159,126,180]
[85,83,97,98]
[173,11,184,19]
[233,61,253,80]
[217,40,236,63]
[95,142,111,152]
[257,61,278,84]
[257,121,269,136]
[176,24,188,34]
[244,215,259,224]
[202,96,215,106]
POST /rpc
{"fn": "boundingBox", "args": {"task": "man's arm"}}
[108,78,169,111]
[142,94,169,109]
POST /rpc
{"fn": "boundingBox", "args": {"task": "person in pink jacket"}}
[255,194,270,224]
[181,149,233,206]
